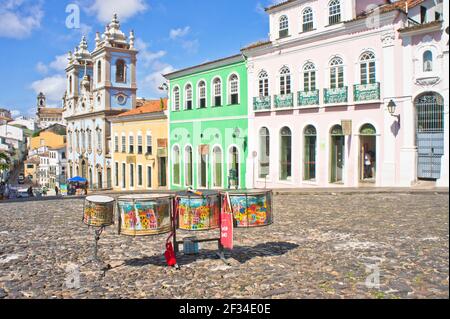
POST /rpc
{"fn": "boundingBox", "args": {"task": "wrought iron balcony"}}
[274,93,294,109]
[324,86,348,104]
[253,96,271,111]
[353,82,380,102]
[297,90,320,106]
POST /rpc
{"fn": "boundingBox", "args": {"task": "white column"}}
[381,30,397,186]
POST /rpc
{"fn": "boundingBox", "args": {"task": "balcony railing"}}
[298,90,320,106]
[324,87,348,104]
[253,96,271,111]
[274,93,294,109]
[354,82,380,102]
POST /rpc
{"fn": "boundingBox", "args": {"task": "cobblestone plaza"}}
[0,192,448,299]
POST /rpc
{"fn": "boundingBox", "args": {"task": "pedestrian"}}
[55,186,59,196]
[364,152,372,179]
[27,186,34,197]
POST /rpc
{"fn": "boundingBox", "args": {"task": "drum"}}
[117,194,173,236]
[83,195,115,227]
[221,190,273,228]
[176,191,220,231]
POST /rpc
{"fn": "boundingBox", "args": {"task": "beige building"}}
[111,99,168,191]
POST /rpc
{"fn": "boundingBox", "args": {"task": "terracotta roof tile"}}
[117,98,167,117]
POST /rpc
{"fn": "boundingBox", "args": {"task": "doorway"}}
[330,125,345,183]
[359,124,377,183]
[159,157,167,187]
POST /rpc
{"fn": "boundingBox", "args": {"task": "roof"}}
[398,19,442,33]
[38,108,63,114]
[117,98,167,117]
[164,54,244,80]
[265,0,295,12]
[241,40,272,51]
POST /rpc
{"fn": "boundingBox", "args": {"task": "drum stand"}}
[82,227,111,274]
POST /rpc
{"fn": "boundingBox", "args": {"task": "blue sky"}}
[0,0,281,118]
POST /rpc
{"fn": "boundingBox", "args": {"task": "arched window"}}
[199,145,208,188]
[198,81,206,108]
[81,130,86,150]
[302,8,314,32]
[185,84,193,110]
[172,145,180,185]
[280,127,292,181]
[303,62,316,91]
[213,78,222,106]
[330,124,345,183]
[259,70,269,97]
[87,129,92,150]
[185,146,193,187]
[259,127,270,179]
[115,59,126,83]
[97,61,101,83]
[173,86,180,111]
[279,15,289,38]
[329,57,344,89]
[97,129,102,151]
[423,50,433,72]
[328,0,341,25]
[280,66,291,95]
[212,146,222,187]
[304,125,317,181]
[69,76,73,94]
[360,51,376,84]
[229,74,239,104]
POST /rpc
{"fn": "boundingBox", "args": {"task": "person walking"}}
[54,186,59,196]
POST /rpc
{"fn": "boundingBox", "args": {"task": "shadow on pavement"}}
[123,241,299,268]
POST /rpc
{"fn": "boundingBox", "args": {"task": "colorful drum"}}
[117,194,172,236]
[176,191,220,231]
[221,190,273,228]
[83,195,115,227]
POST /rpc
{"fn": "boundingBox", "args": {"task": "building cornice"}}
[110,111,167,123]
[65,109,127,121]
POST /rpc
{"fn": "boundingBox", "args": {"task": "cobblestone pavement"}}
[0,193,448,299]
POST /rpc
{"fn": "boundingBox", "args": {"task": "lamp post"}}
[387,99,401,124]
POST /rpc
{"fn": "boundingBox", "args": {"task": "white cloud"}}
[0,0,44,39]
[256,0,283,15]
[135,38,166,68]
[10,109,21,118]
[30,75,66,103]
[142,64,175,98]
[181,39,199,54]
[49,54,68,71]
[36,62,48,74]
[89,0,148,23]
[169,26,191,40]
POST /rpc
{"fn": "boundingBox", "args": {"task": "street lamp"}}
[387,99,400,123]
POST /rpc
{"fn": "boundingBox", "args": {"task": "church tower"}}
[91,14,138,111]
[37,92,46,109]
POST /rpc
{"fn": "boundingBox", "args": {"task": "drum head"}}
[177,190,218,197]
[118,193,173,201]
[220,189,271,196]
[86,195,115,203]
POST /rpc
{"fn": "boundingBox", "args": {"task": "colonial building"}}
[165,55,248,190]
[26,124,67,187]
[63,14,138,190]
[242,0,448,188]
[111,99,168,191]
[0,108,12,125]
[36,92,65,129]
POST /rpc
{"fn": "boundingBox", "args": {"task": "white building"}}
[10,116,38,131]
[36,93,65,129]
[63,14,138,189]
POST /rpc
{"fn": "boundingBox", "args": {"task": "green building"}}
[165,54,248,190]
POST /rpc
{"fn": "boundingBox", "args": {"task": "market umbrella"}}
[68,176,88,183]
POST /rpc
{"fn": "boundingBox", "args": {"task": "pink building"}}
[243,0,448,188]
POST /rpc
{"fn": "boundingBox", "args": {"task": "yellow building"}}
[111,99,168,191]
[29,124,66,151]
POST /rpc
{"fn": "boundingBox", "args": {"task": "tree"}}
[0,152,10,172]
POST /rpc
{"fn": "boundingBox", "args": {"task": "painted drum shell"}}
[117,194,173,236]
[83,196,115,227]
[176,191,220,231]
[220,190,273,228]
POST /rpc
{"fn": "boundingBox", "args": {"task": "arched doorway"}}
[415,92,444,180]
[229,146,240,188]
[330,125,345,183]
[359,124,377,183]
[97,170,103,189]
